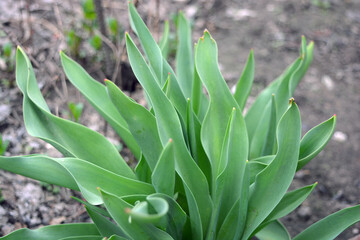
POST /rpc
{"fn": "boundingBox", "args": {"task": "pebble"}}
[297,205,312,220]
[0,104,11,123]
[321,75,334,90]
[333,131,348,142]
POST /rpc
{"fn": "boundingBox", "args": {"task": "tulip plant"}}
[0,2,359,240]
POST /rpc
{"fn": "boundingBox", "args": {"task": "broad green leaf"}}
[245,58,300,143]
[234,49,254,110]
[0,223,100,240]
[184,184,203,240]
[216,162,249,239]
[159,20,170,59]
[105,80,163,171]
[210,108,248,238]
[249,94,277,159]
[195,30,248,184]
[0,155,78,190]
[255,220,291,240]
[15,47,134,178]
[72,196,111,218]
[293,204,360,240]
[59,236,102,240]
[129,3,163,84]
[54,158,154,205]
[152,193,187,240]
[251,155,275,165]
[60,52,140,159]
[129,3,188,122]
[186,98,212,187]
[99,189,174,240]
[289,40,314,95]
[245,40,313,145]
[85,206,126,238]
[128,195,169,225]
[192,63,208,122]
[176,11,193,98]
[126,33,212,232]
[298,115,336,170]
[115,193,187,240]
[108,235,128,240]
[152,139,175,196]
[263,183,317,224]
[242,100,301,239]
[135,155,152,183]
[247,160,267,184]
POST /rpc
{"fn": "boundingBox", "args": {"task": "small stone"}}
[0,58,6,71]
[297,205,312,220]
[0,104,11,123]
[353,228,360,234]
[0,206,6,216]
[333,131,348,142]
[321,75,334,90]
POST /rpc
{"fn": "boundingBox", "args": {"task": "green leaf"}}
[152,139,175,196]
[247,160,267,184]
[0,155,78,190]
[72,196,111,218]
[216,162,249,239]
[298,115,336,170]
[192,63,208,122]
[255,220,291,240]
[129,3,163,84]
[128,195,169,225]
[126,32,212,233]
[210,108,248,238]
[152,193,187,239]
[68,102,84,122]
[59,237,103,240]
[245,40,313,146]
[108,235,128,240]
[249,94,277,159]
[263,183,317,224]
[233,49,254,110]
[293,204,360,240]
[16,47,134,178]
[3,42,12,58]
[105,80,162,171]
[135,155,152,183]
[60,52,141,160]
[99,189,174,240]
[176,11,193,98]
[85,206,126,238]
[159,20,170,59]
[54,158,154,205]
[0,223,100,240]
[129,3,188,122]
[81,0,96,20]
[242,100,301,239]
[107,17,119,36]
[186,98,211,187]
[89,35,102,50]
[195,30,248,182]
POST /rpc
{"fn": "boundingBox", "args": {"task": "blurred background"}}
[0,0,359,238]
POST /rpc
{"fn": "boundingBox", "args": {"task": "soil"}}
[0,0,359,239]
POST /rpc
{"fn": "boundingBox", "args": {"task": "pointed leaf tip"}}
[289,98,295,105]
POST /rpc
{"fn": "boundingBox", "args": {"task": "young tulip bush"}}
[1,3,359,240]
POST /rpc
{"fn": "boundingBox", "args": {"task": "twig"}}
[1,27,40,68]
[93,0,113,77]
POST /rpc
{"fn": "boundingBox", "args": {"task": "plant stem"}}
[93,0,112,77]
